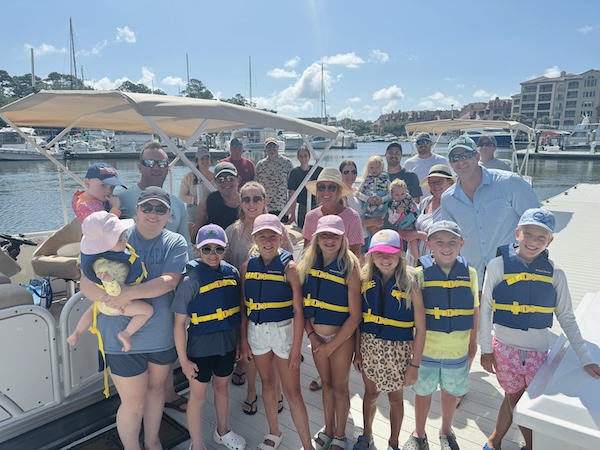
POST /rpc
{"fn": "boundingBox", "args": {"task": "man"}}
[477,134,511,171]
[404,132,449,196]
[220,137,255,186]
[441,135,539,450]
[254,137,294,220]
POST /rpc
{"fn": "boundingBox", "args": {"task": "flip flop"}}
[242,395,258,415]
[164,395,187,413]
[309,379,322,392]
[231,371,246,386]
[278,395,284,414]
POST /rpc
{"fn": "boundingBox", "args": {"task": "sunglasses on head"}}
[141,159,169,169]
[216,174,236,183]
[265,143,278,149]
[416,139,431,145]
[342,169,357,175]
[241,195,264,203]
[448,150,477,163]
[317,183,338,192]
[479,142,494,147]
[139,203,169,215]
[199,246,226,255]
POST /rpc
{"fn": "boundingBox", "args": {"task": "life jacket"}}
[245,250,294,324]
[492,244,556,330]
[80,243,147,287]
[360,275,414,342]
[420,255,475,332]
[303,257,349,326]
[186,260,241,335]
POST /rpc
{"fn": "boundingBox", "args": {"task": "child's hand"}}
[181,358,198,381]
[367,196,378,205]
[584,363,600,378]
[289,347,302,370]
[108,195,121,210]
[353,352,363,372]
[313,341,335,358]
[239,342,253,362]
[481,353,496,374]
[404,365,418,387]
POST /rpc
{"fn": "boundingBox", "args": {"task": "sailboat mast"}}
[69,17,78,89]
[320,63,327,125]
[30,48,35,91]
[186,53,190,87]
[249,56,253,107]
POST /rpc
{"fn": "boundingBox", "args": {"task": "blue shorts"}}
[188,349,236,383]
[411,354,469,397]
[106,347,177,377]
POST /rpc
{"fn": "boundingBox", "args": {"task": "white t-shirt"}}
[403,153,449,196]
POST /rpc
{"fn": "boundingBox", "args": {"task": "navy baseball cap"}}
[85,163,126,188]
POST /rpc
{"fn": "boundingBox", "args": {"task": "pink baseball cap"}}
[312,215,345,238]
[366,229,402,255]
[80,211,134,254]
[252,213,283,235]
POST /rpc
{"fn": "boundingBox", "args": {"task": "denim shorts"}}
[248,319,293,359]
[106,347,177,377]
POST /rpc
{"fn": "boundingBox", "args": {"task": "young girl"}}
[386,179,420,265]
[171,224,246,450]
[353,230,426,450]
[355,156,391,238]
[239,214,315,450]
[67,211,152,353]
[299,215,362,450]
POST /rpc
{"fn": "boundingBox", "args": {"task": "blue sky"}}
[2,0,598,121]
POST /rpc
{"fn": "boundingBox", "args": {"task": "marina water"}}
[1,142,599,235]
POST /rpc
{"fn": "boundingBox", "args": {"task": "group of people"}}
[65,135,599,450]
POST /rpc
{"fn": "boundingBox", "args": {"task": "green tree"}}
[382,123,405,136]
[222,93,252,107]
[536,116,551,126]
[182,79,214,99]
[10,74,44,98]
[348,119,372,136]
[44,72,87,90]
[117,81,153,93]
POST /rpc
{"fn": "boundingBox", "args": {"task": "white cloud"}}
[473,89,490,98]
[408,55,418,62]
[116,26,136,43]
[418,92,460,110]
[322,52,365,68]
[284,56,300,68]
[443,77,454,82]
[25,43,66,56]
[78,40,108,57]
[370,49,389,63]
[267,68,298,78]
[577,25,597,34]
[372,85,404,101]
[381,101,398,114]
[347,97,361,103]
[162,76,185,86]
[337,106,355,118]
[455,84,465,88]
[85,76,129,91]
[543,66,561,78]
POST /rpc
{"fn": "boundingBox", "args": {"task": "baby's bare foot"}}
[118,331,132,352]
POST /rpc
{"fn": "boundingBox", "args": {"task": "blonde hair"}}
[298,233,359,283]
[238,181,268,220]
[389,178,408,194]
[361,251,415,308]
[362,155,385,179]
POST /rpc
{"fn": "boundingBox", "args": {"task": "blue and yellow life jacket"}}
[245,250,294,324]
[303,257,349,326]
[80,243,147,287]
[492,244,556,330]
[420,255,474,333]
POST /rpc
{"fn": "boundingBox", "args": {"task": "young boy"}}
[479,208,600,450]
[72,162,126,223]
[403,220,479,450]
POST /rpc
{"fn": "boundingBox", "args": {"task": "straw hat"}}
[306,167,354,197]
[419,164,456,189]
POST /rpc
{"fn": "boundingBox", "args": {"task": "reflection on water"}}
[1,142,599,234]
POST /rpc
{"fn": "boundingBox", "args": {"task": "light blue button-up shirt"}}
[441,167,539,289]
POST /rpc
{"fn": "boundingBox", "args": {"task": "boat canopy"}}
[405,119,534,136]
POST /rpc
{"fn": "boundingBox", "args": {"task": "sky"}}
[2,0,598,121]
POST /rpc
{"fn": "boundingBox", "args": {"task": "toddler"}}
[355,156,391,237]
[72,162,125,223]
[386,179,420,261]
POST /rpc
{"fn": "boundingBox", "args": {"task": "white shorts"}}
[248,319,293,359]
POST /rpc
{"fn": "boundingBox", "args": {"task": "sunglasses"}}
[265,143,278,149]
[479,142,494,147]
[342,169,357,175]
[241,195,264,203]
[139,203,169,215]
[428,180,447,187]
[216,175,236,183]
[448,150,477,163]
[317,183,339,192]
[416,139,431,145]
[231,143,243,148]
[141,159,169,169]
[200,246,226,256]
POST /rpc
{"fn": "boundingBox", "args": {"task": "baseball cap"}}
[427,220,463,239]
[80,211,134,254]
[312,215,345,238]
[195,224,228,248]
[85,163,126,187]
[196,146,210,159]
[230,138,243,148]
[136,186,171,208]
[366,229,402,255]
[478,134,497,147]
[415,132,432,143]
[214,161,238,178]
[517,208,555,234]
[265,137,279,147]
[252,213,282,235]
[448,136,477,155]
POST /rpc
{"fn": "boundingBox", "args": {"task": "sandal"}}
[402,434,429,450]
[314,430,333,450]
[242,395,258,415]
[278,395,284,413]
[213,429,246,450]
[164,395,188,413]
[231,371,246,386]
[353,435,373,450]
[309,379,322,391]
[330,437,347,450]
[257,433,283,450]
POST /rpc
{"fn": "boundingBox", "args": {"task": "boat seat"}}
[31,218,82,297]
[0,283,34,309]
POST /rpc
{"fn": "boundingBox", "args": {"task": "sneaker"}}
[439,432,459,450]
[402,434,429,450]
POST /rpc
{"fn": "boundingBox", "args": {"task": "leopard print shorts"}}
[360,332,412,393]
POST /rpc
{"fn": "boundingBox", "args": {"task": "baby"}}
[66,211,152,352]
[355,155,391,237]
[386,179,420,260]
[71,162,125,223]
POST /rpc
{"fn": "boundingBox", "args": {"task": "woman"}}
[178,146,215,224]
[80,187,188,450]
[225,181,293,415]
[287,146,323,227]
[303,168,364,256]
[398,164,455,264]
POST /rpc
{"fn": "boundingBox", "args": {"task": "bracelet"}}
[409,362,420,369]
[307,331,315,338]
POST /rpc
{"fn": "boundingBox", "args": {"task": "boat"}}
[0,127,62,161]
[562,115,599,150]
[0,90,338,448]
[230,127,285,152]
[309,127,357,149]
[461,127,513,147]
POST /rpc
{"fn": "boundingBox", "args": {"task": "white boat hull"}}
[0,149,60,161]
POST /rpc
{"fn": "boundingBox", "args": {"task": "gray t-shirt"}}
[97,227,188,354]
[170,260,239,358]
